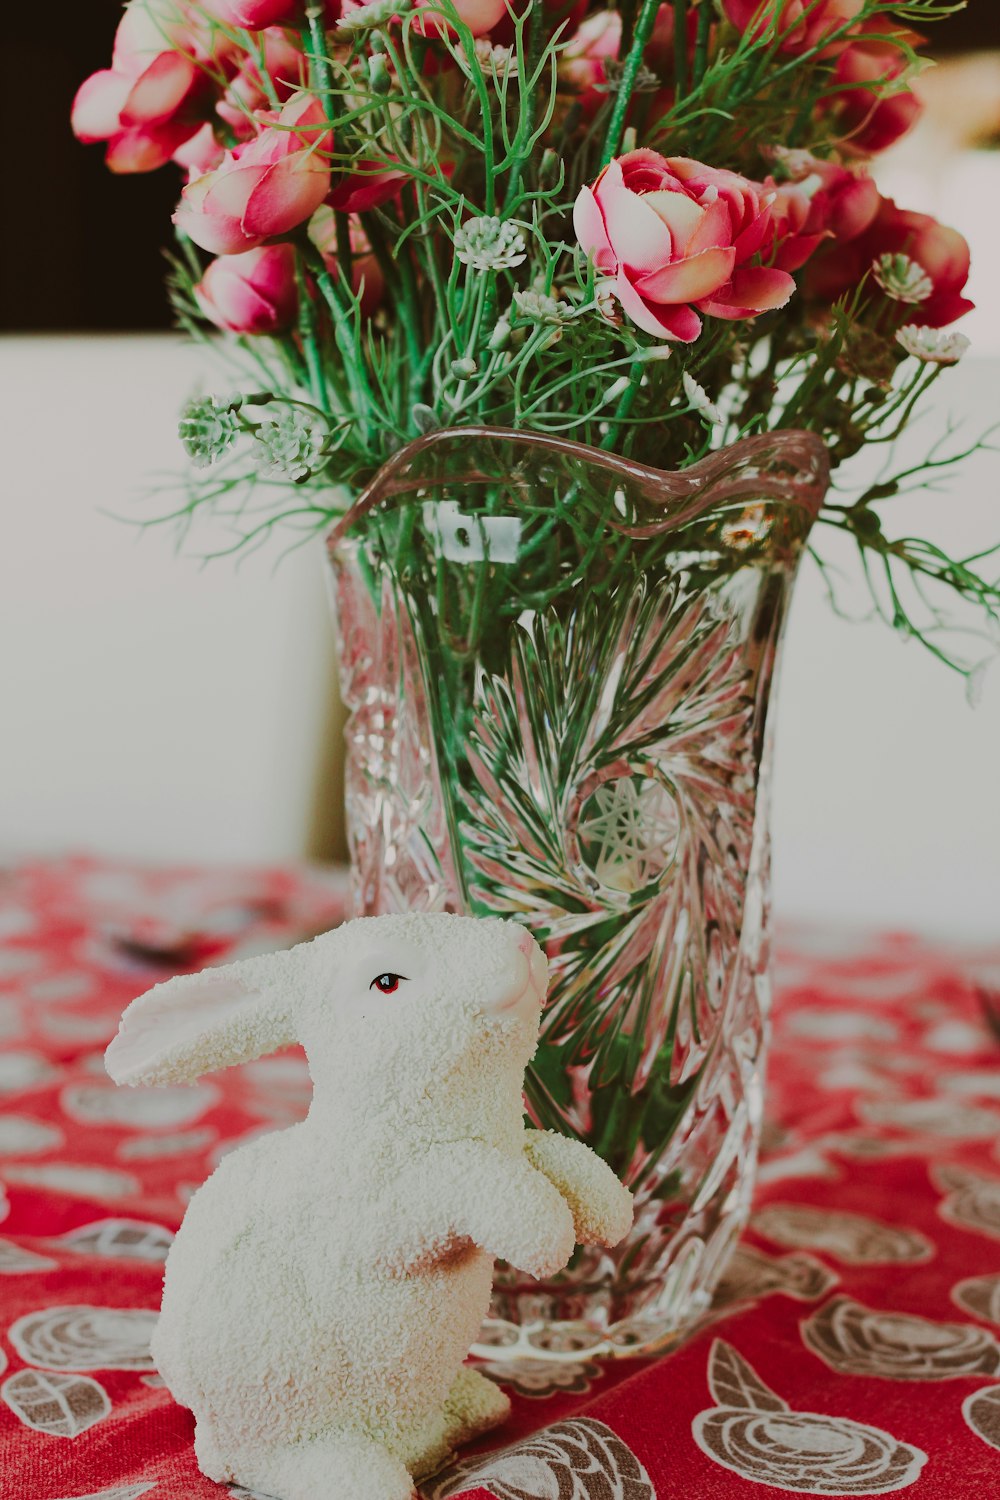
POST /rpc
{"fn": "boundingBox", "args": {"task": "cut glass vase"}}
[326,427,829,1358]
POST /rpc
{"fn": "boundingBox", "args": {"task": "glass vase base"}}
[471,1300,713,1363]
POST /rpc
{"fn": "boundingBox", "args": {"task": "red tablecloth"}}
[1,858,999,1500]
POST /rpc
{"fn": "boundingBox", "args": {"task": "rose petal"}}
[698,266,796,318]
[640,188,705,253]
[574,184,613,262]
[634,245,736,304]
[614,272,702,341]
[241,155,331,238]
[120,51,200,127]
[71,71,131,143]
[595,159,674,270]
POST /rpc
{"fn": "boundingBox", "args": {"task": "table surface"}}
[1,857,999,1500]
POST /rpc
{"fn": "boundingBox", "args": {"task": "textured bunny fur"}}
[105,912,633,1500]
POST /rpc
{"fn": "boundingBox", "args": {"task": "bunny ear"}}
[105,949,303,1087]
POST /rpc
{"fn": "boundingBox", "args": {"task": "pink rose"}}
[309,207,385,318]
[194,244,299,333]
[173,93,333,254]
[200,0,340,27]
[723,0,863,56]
[832,24,923,154]
[574,149,794,341]
[215,29,308,135]
[328,161,409,214]
[413,0,510,39]
[71,1,216,173]
[561,7,698,119]
[804,195,974,328]
[765,152,879,271]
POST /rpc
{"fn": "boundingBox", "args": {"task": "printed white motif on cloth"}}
[801,1296,1000,1380]
[752,1205,933,1264]
[692,1340,927,1493]
[9,1305,157,1370]
[423,1417,656,1498]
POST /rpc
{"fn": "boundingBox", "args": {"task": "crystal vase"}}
[326,427,828,1358]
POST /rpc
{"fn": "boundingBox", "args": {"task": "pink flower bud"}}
[574,149,794,341]
[174,93,333,254]
[194,245,299,333]
[71,1,220,173]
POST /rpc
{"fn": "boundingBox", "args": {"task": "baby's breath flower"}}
[600,59,659,93]
[474,40,516,78]
[896,324,970,365]
[682,371,722,425]
[253,407,323,483]
[450,356,479,379]
[872,253,933,304]
[338,0,409,30]
[178,396,241,469]
[454,216,527,272]
[512,288,564,326]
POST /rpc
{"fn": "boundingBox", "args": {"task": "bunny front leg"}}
[524,1129,633,1248]
[379,1141,576,1281]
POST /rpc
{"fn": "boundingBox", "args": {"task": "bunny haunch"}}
[105,913,634,1500]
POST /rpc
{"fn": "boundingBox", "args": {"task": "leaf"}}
[707,1340,789,1413]
[0,1236,58,1274]
[1,1368,110,1437]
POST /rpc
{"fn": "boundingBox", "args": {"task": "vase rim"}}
[327,424,830,554]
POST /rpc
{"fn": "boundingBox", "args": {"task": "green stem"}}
[295,251,329,414]
[303,5,334,108]
[602,0,663,165]
[672,0,688,99]
[691,0,712,87]
[600,357,645,450]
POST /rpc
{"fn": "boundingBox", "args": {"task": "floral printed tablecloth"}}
[1,857,999,1500]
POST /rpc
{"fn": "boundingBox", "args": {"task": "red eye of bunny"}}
[370,973,405,994]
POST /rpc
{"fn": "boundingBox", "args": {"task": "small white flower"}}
[338,0,407,29]
[450,356,478,378]
[489,317,512,351]
[512,288,563,325]
[896,324,971,365]
[454,216,526,272]
[682,371,723,425]
[474,39,516,78]
[603,375,631,405]
[872,253,933,304]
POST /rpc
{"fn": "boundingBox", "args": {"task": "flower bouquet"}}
[76,0,995,1355]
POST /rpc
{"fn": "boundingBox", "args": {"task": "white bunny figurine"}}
[105,912,633,1500]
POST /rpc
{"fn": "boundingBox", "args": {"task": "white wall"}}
[2,331,997,933]
[773,351,1000,940]
[0,334,343,864]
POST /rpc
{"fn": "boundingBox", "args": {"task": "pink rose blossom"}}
[194,244,299,333]
[832,24,923,154]
[309,207,385,318]
[764,151,879,271]
[71,1,216,173]
[328,162,409,214]
[722,0,863,56]
[413,0,511,40]
[216,30,308,136]
[173,93,333,254]
[804,195,974,328]
[200,0,340,28]
[574,149,795,341]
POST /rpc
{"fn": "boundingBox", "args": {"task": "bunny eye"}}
[370,972,406,994]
